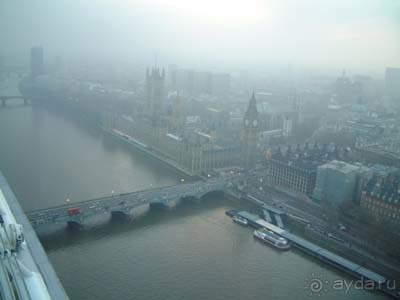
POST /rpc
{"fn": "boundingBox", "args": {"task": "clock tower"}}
[241,92,259,169]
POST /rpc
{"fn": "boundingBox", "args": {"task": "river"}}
[0,76,385,300]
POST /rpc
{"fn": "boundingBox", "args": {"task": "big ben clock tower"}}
[241,92,259,169]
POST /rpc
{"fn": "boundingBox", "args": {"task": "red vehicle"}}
[67,207,80,216]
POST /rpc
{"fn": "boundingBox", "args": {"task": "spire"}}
[250,90,257,106]
[245,91,258,119]
[241,91,259,170]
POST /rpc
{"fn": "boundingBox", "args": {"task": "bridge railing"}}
[26,184,184,215]
[26,179,227,216]
[0,96,27,100]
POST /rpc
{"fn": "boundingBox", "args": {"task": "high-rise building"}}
[241,93,259,169]
[30,46,44,78]
[313,160,362,204]
[385,67,400,102]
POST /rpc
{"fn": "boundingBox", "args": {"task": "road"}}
[27,179,227,227]
[239,178,400,277]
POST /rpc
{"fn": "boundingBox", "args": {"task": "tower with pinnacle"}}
[241,92,259,169]
[170,91,185,131]
[146,66,165,126]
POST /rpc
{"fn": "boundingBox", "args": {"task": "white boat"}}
[232,215,248,226]
[253,229,291,251]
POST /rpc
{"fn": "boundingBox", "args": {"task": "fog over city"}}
[1,0,400,73]
[1,1,400,300]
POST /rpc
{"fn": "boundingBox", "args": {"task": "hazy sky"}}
[1,0,399,72]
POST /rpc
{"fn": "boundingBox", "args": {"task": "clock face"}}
[253,120,258,127]
[245,119,249,126]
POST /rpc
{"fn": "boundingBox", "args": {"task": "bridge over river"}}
[0,96,29,106]
[27,179,231,229]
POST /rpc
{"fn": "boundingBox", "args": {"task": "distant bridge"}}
[0,96,29,106]
[27,179,230,229]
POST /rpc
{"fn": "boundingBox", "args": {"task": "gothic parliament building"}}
[103,66,259,176]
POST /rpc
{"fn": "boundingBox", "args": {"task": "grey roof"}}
[281,232,322,253]
[317,248,360,270]
[319,160,360,174]
[237,211,259,223]
[355,267,387,283]
[282,231,386,284]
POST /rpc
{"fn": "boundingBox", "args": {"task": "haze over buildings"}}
[1,1,400,299]
[1,0,399,73]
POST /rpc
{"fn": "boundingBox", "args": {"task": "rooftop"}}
[319,160,361,174]
[269,143,353,171]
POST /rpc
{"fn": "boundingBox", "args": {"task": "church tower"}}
[241,92,259,169]
[145,66,165,126]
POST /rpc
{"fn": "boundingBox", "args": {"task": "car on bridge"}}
[67,207,80,216]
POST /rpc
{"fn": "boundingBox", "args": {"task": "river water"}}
[0,77,385,300]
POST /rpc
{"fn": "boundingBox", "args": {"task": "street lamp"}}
[207,174,211,178]
[65,197,70,203]
[181,178,185,183]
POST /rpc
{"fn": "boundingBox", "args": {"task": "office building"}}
[313,160,362,204]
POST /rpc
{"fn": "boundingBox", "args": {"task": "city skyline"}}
[1,0,399,74]
[1,1,400,299]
